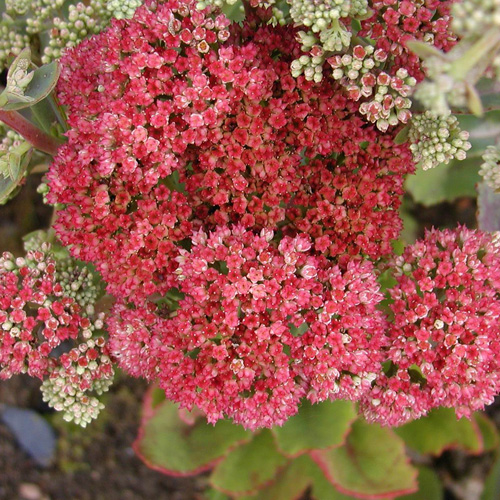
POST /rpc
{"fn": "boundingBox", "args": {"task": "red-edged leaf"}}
[311,420,418,499]
[238,454,316,500]
[210,430,288,496]
[134,389,250,476]
[396,466,443,500]
[475,413,499,452]
[394,408,483,456]
[272,400,357,457]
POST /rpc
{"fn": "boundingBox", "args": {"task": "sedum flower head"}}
[48,0,413,304]
[109,226,386,430]
[362,227,500,426]
[409,111,472,170]
[479,144,500,191]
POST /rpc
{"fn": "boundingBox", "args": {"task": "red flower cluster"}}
[0,247,83,379]
[109,226,386,429]
[47,0,413,305]
[360,0,457,80]
[361,228,500,426]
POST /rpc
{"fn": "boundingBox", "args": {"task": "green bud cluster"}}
[55,259,102,312]
[25,0,66,34]
[291,47,326,83]
[452,0,500,38]
[106,0,143,20]
[5,0,31,16]
[289,0,367,32]
[0,22,29,70]
[291,19,352,82]
[42,2,109,63]
[409,111,472,170]
[41,328,114,428]
[479,145,500,191]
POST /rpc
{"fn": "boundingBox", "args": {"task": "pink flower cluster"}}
[0,247,83,379]
[109,226,386,429]
[361,228,500,426]
[47,0,413,304]
[360,0,457,80]
[0,246,113,401]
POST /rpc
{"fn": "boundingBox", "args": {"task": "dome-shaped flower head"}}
[47,0,412,303]
[361,227,500,426]
[109,226,386,429]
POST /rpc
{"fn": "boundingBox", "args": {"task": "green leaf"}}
[477,181,500,232]
[0,48,60,111]
[394,124,410,145]
[221,0,245,22]
[203,489,232,500]
[405,157,480,206]
[406,40,445,60]
[396,466,443,500]
[311,420,418,499]
[134,395,250,476]
[239,454,314,500]
[477,78,500,112]
[210,430,288,495]
[0,142,32,205]
[474,413,499,452]
[272,400,357,457]
[394,408,483,456]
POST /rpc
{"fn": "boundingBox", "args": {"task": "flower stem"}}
[449,28,500,81]
[0,109,64,156]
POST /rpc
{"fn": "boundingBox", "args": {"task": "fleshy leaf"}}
[476,78,500,112]
[311,420,418,499]
[474,413,499,452]
[210,430,288,496]
[204,489,232,500]
[394,408,483,456]
[272,400,357,457]
[0,142,32,205]
[394,124,410,145]
[406,40,445,60]
[0,48,60,111]
[238,454,315,500]
[477,181,500,231]
[405,157,480,206]
[396,466,443,500]
[134,393,250,476]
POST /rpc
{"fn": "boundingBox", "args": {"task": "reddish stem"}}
[0,109,63,156]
